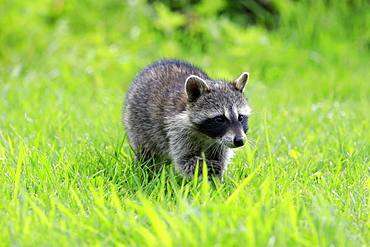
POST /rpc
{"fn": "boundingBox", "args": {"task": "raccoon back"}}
[124,59,209,156]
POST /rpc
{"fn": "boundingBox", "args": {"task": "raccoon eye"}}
[214,115,226,123]
[238,115,246,122]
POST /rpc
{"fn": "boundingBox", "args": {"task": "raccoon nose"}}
[233,136,244,147]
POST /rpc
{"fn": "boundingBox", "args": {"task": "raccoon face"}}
[185,72,251,148]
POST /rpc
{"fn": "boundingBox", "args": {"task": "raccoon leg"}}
[168,130,224,177]
[175,156,223,177]
[168,140,204,176]
[179,156,204,176]
[172,148,225,177]
[204,144,229,177]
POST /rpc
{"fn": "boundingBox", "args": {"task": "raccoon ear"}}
[185,75,210,102]
[232,72,249,92]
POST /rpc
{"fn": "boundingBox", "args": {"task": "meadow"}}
[0,0,369,246]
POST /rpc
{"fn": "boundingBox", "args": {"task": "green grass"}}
[0,0,369,246]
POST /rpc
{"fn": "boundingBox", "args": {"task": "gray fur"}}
[124,59,251,178]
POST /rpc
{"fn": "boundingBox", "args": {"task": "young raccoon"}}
[124,59,251,178]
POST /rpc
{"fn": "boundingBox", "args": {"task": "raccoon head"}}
[185,72,251,148]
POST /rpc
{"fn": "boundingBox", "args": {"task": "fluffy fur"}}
[124,59,251,178]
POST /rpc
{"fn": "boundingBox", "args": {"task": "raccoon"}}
[124,59,251,178]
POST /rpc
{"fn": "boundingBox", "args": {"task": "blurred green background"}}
[0,0,369,246]
[1,0,369,136]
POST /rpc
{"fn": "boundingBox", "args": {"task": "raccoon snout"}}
[233,136,244,147]
[222,130,246,148]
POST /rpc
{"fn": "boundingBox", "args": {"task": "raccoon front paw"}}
[180,156,203,177]
[180,157,223,178]
[206,160,224,177]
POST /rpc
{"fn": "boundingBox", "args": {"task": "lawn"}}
[0,0,369,246]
